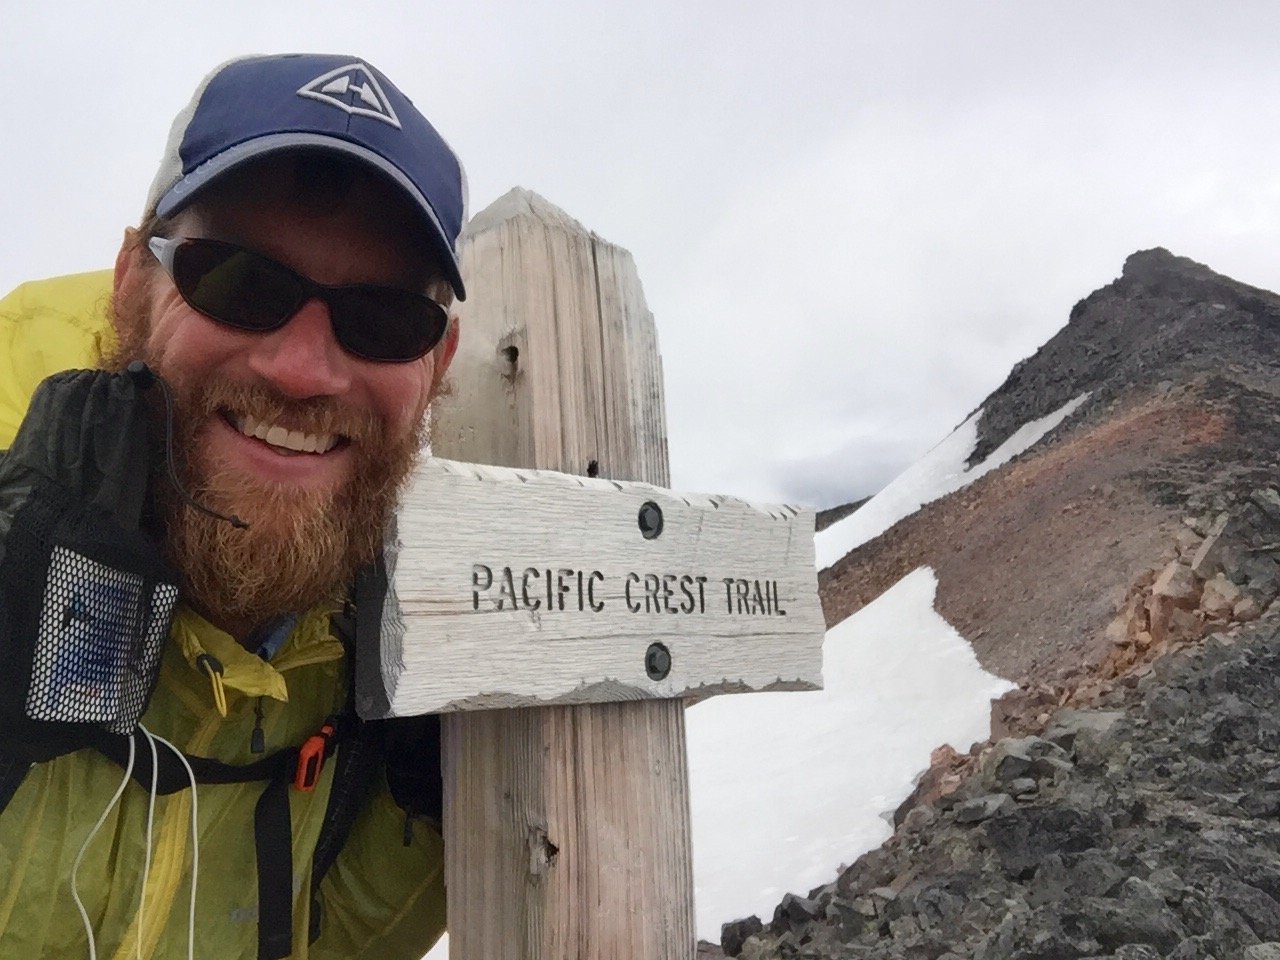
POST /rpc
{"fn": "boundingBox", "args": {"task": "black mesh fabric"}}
[25,546,176,732]
[0,479,178,761]
[0,368,178,763]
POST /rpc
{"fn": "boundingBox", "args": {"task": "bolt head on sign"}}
[356,458,825,718]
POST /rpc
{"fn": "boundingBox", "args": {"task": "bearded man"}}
[0,54,463,960]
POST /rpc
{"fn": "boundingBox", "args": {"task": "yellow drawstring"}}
[195,654,228,718]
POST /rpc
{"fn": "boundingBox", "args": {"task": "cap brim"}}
[154,132,467,300]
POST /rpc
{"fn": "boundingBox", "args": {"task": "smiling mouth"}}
[223,410,345,455]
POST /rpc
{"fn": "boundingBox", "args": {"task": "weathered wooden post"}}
[357,188,824,958]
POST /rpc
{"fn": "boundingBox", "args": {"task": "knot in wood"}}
[527,825,560,877]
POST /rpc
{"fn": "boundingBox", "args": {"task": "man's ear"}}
[113,228,147,324]
[430,315,461,397]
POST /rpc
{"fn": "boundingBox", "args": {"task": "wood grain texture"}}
[365,457,823,715]
[431,189,698,959]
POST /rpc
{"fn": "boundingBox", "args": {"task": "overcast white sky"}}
[5,2,1280,508]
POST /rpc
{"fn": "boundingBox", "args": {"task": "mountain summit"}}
[821,249,1280,684]
[971,247,1280,466]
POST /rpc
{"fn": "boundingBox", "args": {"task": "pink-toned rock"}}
[989,686,1058,740]
[1123,592,1148,630]
[1200,574,1242,620]
[1234,595,1263,622]
[1105,616,1130,646]
[1174,527,1201,557]
[1153,561,1201,607]
[1190,514,1231,578]
[1147,597,1171,645]
[1169,607,1205,642]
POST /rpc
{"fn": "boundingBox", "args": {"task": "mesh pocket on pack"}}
[25,546,178,733]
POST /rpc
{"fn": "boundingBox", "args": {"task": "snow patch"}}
[685,566,1013,938]
[816,392,1091,569]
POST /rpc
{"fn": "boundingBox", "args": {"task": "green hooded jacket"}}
[0,271,446,959]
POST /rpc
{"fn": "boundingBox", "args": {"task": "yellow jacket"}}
[0,273,446,959]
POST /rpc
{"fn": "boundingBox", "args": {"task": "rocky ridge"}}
[717,613,1280,959]
[816,498,869,532]
[709,486,1280,959]
[714,251,1280,958]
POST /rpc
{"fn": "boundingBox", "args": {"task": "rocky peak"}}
[1116,247,1280,313]
[1120,246,1221,286]
[968,249,1280,466]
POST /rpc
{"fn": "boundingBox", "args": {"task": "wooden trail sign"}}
[358,457,823,717]
[391,188,823,959]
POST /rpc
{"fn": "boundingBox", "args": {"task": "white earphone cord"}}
[141,727,200,960]
[71,734,136,960]
[137,729,159,960]
[71,730,200,960]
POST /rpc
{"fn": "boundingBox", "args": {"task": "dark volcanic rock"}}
[721,915,763,956]
[984,806,1112,878]
[953,794,1016,824]
[1057,896,1187,952]
[730,617,1280,959]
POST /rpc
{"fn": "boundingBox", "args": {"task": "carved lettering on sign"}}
[471,565,787,617]
[722,577,787,617]
[474,564,609,612]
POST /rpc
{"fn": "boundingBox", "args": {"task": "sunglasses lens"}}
[330,289,448,362]
[171,241,303,332]
[168,239,447,362]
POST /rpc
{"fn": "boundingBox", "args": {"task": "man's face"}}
[111,160,458,635]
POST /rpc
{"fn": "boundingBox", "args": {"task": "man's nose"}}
[245,298,353,398]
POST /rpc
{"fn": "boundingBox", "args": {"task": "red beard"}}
[106,287,424,635]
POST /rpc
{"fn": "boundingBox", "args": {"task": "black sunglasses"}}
[147,236,450,363]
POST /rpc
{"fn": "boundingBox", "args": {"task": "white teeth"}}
[230,413,336,453]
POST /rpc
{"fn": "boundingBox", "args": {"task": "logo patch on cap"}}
[297,62,402,129]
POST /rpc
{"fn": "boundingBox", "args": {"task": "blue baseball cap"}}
[145,53,468,300]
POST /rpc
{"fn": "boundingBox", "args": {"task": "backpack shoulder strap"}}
[307,716,384,944]
[307,566,392,944]
[307,555,440,924]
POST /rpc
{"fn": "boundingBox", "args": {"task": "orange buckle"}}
[294,722,336,792]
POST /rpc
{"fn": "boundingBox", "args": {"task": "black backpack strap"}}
[255,776,294,960]
[307,716,384,944]
[88,729,301,794]
[307,563,393,943]
[382,714,442,830]
[0,758,29,816]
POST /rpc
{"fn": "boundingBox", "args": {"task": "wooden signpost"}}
[363,188,824,958]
